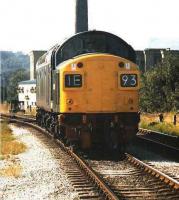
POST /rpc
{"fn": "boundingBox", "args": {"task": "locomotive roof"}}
[37,30,136,69]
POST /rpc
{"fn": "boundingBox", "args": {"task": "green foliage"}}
[1,51,29,73]
[140,52,179,112]
[0,51,29,103]
[6,69,29,102]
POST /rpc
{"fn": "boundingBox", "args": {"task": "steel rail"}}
[139,128,179,142]
[126,153,179,190]
[137,134,179,152]
[138,128,179,156]
[1,115,119,200]
[0,113,36,122]
[68,149,119,200]
[2,114,179,197]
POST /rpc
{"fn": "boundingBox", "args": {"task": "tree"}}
[0,51,30,103]
[6,69,29,102]
[140,52,179,112]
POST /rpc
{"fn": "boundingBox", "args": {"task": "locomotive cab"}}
[36,31,140,152]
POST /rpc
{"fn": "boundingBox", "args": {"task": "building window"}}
[17,87,21,93]
[18,87,24,93]
[30,87,35,93]
[25,95,29,100]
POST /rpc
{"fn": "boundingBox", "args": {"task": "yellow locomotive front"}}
[59,54,139,113]
[36,31,140,152]
[57,53,140,151]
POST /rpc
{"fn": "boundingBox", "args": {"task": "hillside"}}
[1,51,29,73]
[1,51,30,102]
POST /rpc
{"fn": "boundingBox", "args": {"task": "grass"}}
[1,141,27,155]
[140,113,179,136]
[0,121,26,177]
[0,121,27,158]
[0,164,22,178]
[0,103,9,114]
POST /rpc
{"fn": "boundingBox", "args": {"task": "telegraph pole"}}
[75,0,88,33]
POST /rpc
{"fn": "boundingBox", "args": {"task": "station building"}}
[18,50,46,115]
[18,79,36,113]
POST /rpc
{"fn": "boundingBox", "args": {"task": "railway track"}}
[147,161,179,183]
[0,113,36,122]
[1,114,179,199]
[1,114,118,200]
[87,154,179,199]
[138,128,179,149]
[137,128,179,161]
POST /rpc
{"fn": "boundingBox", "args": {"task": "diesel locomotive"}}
[36,30,140,152]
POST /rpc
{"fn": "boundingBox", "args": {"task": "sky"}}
[0,0,179,53]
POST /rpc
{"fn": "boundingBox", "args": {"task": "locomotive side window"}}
[65,74,82,88]
[120,74,137,87]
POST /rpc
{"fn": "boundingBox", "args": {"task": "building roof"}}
[18,79,36,85]
[29,50,47,54]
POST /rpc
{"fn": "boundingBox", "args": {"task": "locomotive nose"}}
[85,60,116,112]
[60,54,139,114]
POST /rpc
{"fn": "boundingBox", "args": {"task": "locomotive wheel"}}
[46,117,51,130]
[53,124,59,139]
[80,128,91,149]
[58,125,65,141]
[105,127,126,159]
[65,127,79,147]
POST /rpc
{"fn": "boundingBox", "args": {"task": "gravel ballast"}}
[0,124,78,200]
[149,161,179,180]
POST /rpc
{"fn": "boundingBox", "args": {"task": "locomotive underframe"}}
[36,108,140,152]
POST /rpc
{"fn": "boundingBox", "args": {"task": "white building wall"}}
[18,83,36,111]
